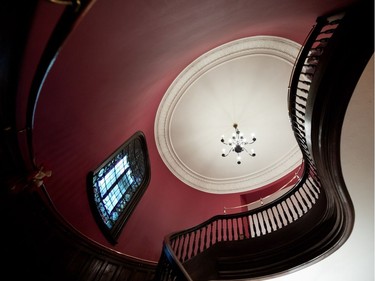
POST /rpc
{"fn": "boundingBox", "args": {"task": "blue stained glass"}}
[90,132,149,242]
[93,151,141,229]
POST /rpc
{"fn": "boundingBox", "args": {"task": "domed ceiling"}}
[155,36,303,194]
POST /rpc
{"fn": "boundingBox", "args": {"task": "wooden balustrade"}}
[154,2,372,279]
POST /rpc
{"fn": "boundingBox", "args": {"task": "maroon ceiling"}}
[17,0,358,261]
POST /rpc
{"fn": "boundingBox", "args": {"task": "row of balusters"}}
[291,13,344,165]
[168,172,320,264]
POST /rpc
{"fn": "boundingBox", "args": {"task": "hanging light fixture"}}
[220,123,256,164]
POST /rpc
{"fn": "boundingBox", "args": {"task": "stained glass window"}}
[87,132,150,244]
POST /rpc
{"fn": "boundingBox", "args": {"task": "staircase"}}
[0,1,373,281]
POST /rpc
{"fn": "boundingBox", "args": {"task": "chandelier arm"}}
[243,138,256,145]
[222,147,234,157]
[242,147,256,157]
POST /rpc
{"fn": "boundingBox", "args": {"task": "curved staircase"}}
[0,1,373,281]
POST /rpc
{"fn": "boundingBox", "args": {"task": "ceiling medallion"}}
[154,35,303,194]
[221,123,256,164]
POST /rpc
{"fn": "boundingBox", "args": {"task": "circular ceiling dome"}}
[155,36,303,194]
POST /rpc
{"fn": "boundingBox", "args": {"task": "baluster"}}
[262,210,272,233]
[253,214,261,236]
[306,179,319,199]
[249,215,255,238]
[306,177,320,198]
[206,224,211,248]
[307,177,321,194]
[202,225,207,250]
[295,190,308,213]
[221,218,225,241]
[230,218,235,240]
[188,231,196,260]
[207,224,211,248]
[295,107,306,117]
[271,206,283,229]
[267,208,277,231]
[303,183,316,204]
[226,219,231,241]
[216,220,221,242]
[299,186,312,209]
[201,227,206,252]
[171,238,177,254]
[293,114,305,124]
[286,198,298,221]
[201,226,207,251]
[281,201,293,223]
[189,232,196,260]
[236,218,241,240]
[217,219,221,242]
[231,218,236,240]
[182,233,190,262]
[277,203,288,226]
[294,122,305,133]
[211,221,216,245]
[257,212,266,235]
[236,217,241,240]
[177,235,184,261]
[196,229,202,254]
[222,218,226,241]
[296,85,313,96]
[237,217,244,240]
[296,94,307,102]
[298,79,311,86]
[297,87,309,94]
[209,222,214,246]
[290,194,303,217]
[193,229,200,256]
[293,102,307,114]
[216,220,220,243]
[226,218,230,241]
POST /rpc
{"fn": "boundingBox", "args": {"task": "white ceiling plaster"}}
[155,36,303,194]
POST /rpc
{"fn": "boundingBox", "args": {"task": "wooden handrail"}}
[25,0,96,170]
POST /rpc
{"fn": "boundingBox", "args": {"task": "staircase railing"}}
[154,2,373,280]
[154,165,320,281]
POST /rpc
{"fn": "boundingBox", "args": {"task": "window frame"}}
[87,131,151,244]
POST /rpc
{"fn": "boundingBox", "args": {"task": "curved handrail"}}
[25,0,96,169]
[154,2,372,280]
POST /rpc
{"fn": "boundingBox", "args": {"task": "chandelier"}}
[220,123,256,164]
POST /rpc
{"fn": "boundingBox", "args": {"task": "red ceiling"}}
[17,0,359,261]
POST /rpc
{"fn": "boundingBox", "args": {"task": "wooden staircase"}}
[0,1,373,281]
